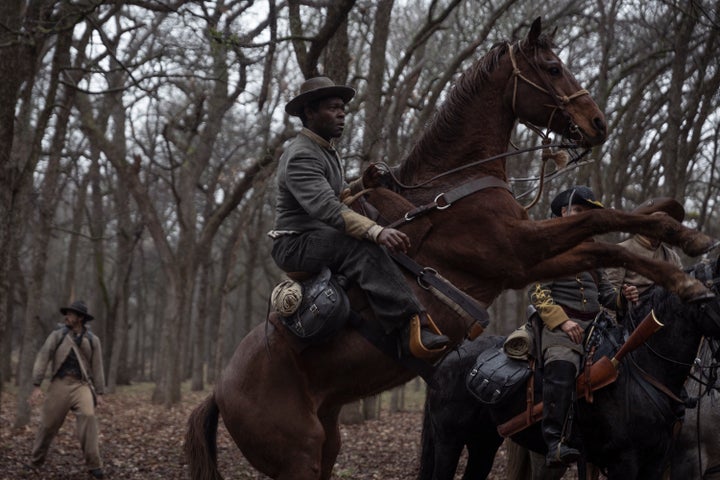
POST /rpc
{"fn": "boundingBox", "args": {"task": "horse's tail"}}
[417,396,435,480]
[185,394,223,480]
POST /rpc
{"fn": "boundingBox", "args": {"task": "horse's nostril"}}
[593,117,607,135]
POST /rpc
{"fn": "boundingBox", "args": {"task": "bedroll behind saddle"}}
[276,267,351,343]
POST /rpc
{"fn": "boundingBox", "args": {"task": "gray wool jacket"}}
[530,269,621,330]
[273,129,375,239]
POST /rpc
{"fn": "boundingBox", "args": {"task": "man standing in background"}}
[28,300,105,479]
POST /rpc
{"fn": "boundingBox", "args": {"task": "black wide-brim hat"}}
[285,76,355,117]
[631,197,685,223]
[60,300,94,321]
[551,185,604,217]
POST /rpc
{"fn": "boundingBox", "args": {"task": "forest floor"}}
[0,382,579,479]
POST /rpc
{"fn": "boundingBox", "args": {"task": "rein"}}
[689,338,720,479]
[381,142,584,191]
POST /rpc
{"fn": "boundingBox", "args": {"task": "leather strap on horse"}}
[390,251,490,338]
[525,358,536,427]
[705,464,720,476]
[386,176,512,230]
[583,345,596,403]
[635,366,687,405]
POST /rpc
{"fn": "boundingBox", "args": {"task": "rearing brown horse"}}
[185,18,716,480]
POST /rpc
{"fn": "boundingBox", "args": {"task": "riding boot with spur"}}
[542,360,580,467]
[401,312,449,360]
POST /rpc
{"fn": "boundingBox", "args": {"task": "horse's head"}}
[398,17,608,186]
[507,17,607,147]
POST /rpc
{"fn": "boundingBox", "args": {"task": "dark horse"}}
[669,338,720,479]
[419,256,720,480]
[185,18,717,480]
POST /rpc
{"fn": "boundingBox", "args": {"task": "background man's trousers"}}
[31,376,102,470]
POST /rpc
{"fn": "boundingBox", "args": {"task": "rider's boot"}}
[542,360,581,467]
[401,312,449,360]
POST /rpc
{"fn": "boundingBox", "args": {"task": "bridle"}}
[508,41,593,209]
[507,41,590,143]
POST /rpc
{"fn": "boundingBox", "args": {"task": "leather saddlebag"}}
[466,347,532,404]
[281,267,350,343]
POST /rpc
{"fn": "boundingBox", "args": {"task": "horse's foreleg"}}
[604,452,641,480]
[520,242,709,301]
[463,434,503,480]
[528,211,718,259]
[317,405,342,480]
[430,441,466,480]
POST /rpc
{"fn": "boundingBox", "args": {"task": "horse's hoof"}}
[686,290,716,303]
[679,279,715,303]
[676,275,713,302]
[683,236,720,257]
[707,239,720,253]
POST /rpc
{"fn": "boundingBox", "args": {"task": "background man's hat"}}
[285,76,355,116]
[551,185,604,217]
[60,300,94,321]
[631,197,685,223]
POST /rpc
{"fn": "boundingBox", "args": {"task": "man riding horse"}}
[530,186,623,467]
[268,76,449,360]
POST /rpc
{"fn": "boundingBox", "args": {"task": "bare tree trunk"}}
[389,385,404,413]
[191,261,211,391]
[210,217,249,382]
[62,174,89,302]
[107,173,140,389]
[339,401,364,425]
[362,0,394,166]
[14,25,75,427]
[0,0,41,404]
[363,395,380,420]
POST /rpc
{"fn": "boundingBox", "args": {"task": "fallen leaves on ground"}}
[1,385,577,479]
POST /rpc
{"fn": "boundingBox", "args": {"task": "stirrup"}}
[546,443,580,467]
[408,313,448,359]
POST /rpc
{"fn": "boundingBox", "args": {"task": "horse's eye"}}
[548,66,562,76]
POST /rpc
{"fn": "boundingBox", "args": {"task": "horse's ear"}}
[527,17,542,44]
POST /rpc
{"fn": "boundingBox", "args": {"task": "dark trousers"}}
[272,229,421,333]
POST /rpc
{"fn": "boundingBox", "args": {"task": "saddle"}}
[271,269,445,370]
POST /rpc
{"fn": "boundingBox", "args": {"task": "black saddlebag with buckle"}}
[466,347,532,404]
[281,267,350,343]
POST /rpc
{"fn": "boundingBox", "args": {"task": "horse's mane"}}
[396,34,555,184]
